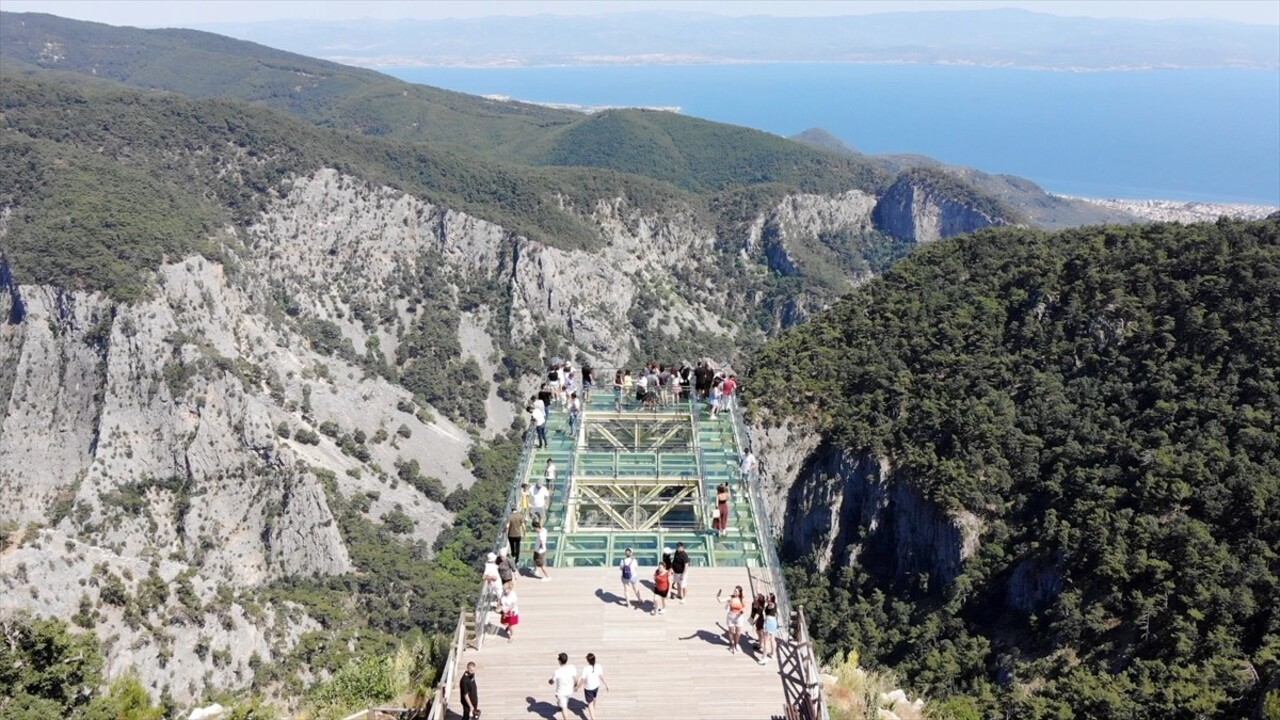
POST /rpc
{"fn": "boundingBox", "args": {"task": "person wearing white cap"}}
[482,552,501,600]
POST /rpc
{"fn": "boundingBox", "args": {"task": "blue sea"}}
[385,64,1280,206]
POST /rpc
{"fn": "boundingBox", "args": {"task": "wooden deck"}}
[450,567,787,719]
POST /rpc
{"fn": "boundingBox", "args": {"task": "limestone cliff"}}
[873,168,1012,245]
[753,424,981,590]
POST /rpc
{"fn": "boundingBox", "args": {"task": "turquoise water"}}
[385,64,1280,205]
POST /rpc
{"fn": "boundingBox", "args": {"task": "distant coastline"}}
[1057,196,1279,223]
[343,56,1275,73]
[386,63,1279,207]
[481,94,680,114]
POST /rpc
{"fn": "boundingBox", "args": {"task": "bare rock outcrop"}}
[873,171,1009,245]
[756,423,981,590]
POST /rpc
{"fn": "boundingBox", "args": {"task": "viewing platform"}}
[421,376,827,720]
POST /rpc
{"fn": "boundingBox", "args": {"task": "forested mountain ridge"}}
[1,10,1093,229]
[0,11,580,153]
[748,218,1280,718]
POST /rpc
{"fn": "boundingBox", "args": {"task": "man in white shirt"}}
[740,449,757,484]
[531,403,548,449]
[530,481,550,527]
[549,652,577,720]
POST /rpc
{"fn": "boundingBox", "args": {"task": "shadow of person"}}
[677,627,731,646]
[594,587,626,605]
[525,695,561,718]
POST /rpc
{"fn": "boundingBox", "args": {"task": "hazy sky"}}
[4,0,1278,27]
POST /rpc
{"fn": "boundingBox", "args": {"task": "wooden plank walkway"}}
[450,567,787,719]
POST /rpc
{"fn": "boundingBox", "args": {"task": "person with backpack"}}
[497,546,517,585]
[652,558,673,615]
[619,548,644,609]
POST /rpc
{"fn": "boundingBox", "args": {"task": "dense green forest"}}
[0,71,703,299]
[751,219,1280,718]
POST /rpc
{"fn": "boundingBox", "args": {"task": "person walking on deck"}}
[537,384,554,421]
[482,552,501,601]
[530,481,550,527]
[459,662,478,720]
[568,392,581,437]
[549,652,577,720]
[530,401,548,449]
[739,448,757,486]
[506,509,525,563]
[722,373,738,412]
[544,459,558,492]
[619,548,644,608]
[652,558,672,615]
[576,652,609,720]
[533,520,551,581]
[671,542,690,603]
[713,483,731,536]
[582,365,595,403]
[613,370,624,412]
[498,546,517,586]
[497,581,519,642]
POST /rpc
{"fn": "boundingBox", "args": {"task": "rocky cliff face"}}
[754,424,981,590]
[872,173,1009,245]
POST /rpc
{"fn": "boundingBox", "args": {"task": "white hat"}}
[486,552,496,562]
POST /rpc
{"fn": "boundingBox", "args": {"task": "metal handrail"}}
[473,426,537,650]
[423,606,469,720]
[789,605,829,720]
[726,395,795,640]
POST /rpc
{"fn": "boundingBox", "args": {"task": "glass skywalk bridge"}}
[516,385,765,569]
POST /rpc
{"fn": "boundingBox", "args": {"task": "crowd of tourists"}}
[525,361,742,448]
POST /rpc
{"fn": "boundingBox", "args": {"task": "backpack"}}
[621,558,633,581]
